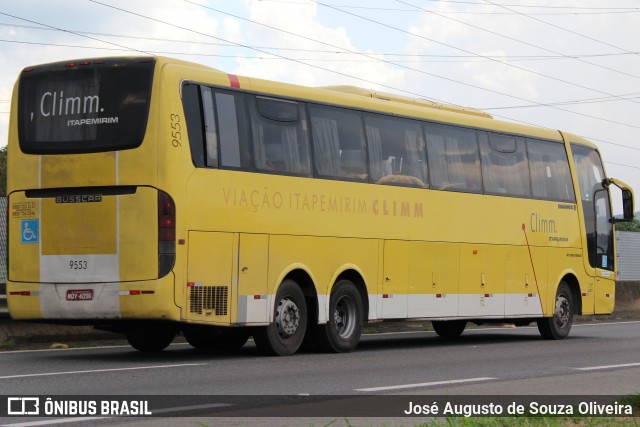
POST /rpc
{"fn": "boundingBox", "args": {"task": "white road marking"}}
[355,376,496,392]
[0,342,192,355]
[0,363,207,380]
[575,362,640,371]
[2,403,233,427]
[573,320,640,327]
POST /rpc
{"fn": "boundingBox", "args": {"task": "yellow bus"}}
[7,56,635,355]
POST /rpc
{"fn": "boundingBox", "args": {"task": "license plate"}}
[66,289,94,301]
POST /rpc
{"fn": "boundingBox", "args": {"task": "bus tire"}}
[537,282,574,340]
[125,325,176,352]
[183,325,249,352]
[432,320,466,338]
[254,279,307,356]
[313,279,363,353]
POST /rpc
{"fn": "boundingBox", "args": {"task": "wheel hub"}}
[275,298,300,338]
[333,296,356,338]
[554,294,571,329]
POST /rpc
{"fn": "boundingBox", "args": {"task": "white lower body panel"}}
[39,282,121,319]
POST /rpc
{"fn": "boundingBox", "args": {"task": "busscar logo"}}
[7,397,40,415]
[55,195,102,204]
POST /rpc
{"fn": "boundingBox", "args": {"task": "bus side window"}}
[364,114,427,187]
[214,92,251,170]
[181,83,205,168]
[201,88,252,169]
[527,138,575,203]
[479,132,531,197]
[424,123,481,193]
[250,96,311,176]
[308,104,367,181]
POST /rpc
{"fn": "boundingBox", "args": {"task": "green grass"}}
[193,414,639,427]
[0,339,16,350]
[621,394,640,409]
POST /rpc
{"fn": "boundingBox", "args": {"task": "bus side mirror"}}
[604,178,635,223]
[622,189,634,221]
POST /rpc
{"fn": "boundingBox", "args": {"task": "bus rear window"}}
[18,58,154,154]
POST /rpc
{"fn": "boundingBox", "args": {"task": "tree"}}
[616,217,640,232]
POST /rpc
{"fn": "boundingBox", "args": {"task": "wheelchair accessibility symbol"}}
[21,219,39,244]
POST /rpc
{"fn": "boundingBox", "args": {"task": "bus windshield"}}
[18,58,154,154]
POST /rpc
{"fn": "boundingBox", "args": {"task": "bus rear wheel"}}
[254,279,307,356]
[125,325,176,352]
[538,282,574,340]
[313,279,363,353]
[183,325,250,352]
[432,320,466,338]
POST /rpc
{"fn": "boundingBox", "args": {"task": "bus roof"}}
[320,85,493,119]
[156,56,567,143]
[560,132,599,150]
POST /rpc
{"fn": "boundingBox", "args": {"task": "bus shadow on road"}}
[40,327,596,361]
[42,342,265,363]
[355,328,591,352]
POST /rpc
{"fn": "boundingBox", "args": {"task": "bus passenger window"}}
[425,123,481,192]
[308,105,367,181]
[479,132,531,197]
[365,114,427,187]
[250,96,311,176]
[215,92,250,170]
[527,139,575,202]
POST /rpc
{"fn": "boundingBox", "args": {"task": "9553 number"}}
[69,260,88,270]
[170,114,182,147]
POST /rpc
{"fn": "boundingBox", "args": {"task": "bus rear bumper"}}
[6,275,180,323]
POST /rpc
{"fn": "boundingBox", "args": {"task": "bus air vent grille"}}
[190,286,228,316]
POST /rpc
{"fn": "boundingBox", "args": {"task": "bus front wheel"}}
[254,279,307,356]
[432,320,466,338]
[125,325,176,352]
[537,282,574,340]
[313,279,363,353]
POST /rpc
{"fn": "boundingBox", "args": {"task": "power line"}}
[8,2,640,151]
[3,23,639,61]
[605,161,640,170]
[394,0,640,81]
[184,0,640,130]
[483,93,640,110]
[4,2,638,134]
[587,136,640,153]
[305,0,640,106]
[5,37,638,64]
[256,0,640,15]
[482,0,639,55]
[396,0,640,10]
[487,112,640,159]
[86,0,478,112]
[0,11,151,56]
[0,5,636,172]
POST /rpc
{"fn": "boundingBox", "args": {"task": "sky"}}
[0,0,638,213]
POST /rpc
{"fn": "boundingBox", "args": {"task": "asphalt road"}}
[1,320,639,426]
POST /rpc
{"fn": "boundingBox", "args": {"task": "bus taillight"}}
[158,191,176,278]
